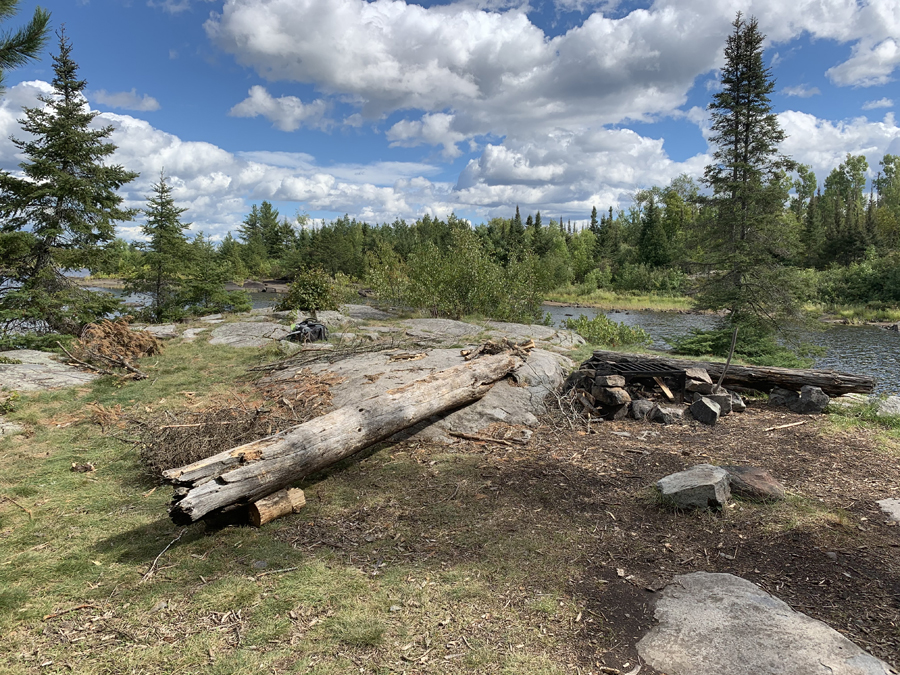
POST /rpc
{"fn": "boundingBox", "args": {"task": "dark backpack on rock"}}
[286,319,329,343]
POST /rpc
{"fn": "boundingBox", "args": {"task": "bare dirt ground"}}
[279,401,900,672]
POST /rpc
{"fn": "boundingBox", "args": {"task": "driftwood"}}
[164,353,522,524]
[589,349,875,396]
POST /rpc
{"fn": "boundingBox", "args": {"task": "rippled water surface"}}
[543,305,900,394]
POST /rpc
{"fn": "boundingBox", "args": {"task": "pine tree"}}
[638,195,670,267]
[698,13,799,330]
[126,171,190,323]
[0,0,50,92]
[0,28,138,338]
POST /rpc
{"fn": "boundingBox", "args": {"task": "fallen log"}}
[588,349,875,396]
[249,488,306,527]
[163,353,522,524]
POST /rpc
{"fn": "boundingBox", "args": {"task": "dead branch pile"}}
[60,319,161,380]
[139,371,341,478]
[461,338,535,361]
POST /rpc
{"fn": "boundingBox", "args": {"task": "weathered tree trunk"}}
[588,350,875,396]
[164,353,522,524]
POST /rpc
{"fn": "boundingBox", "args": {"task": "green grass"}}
[814,302,900,324]
[0,327,590,674]
[544,287,694,311]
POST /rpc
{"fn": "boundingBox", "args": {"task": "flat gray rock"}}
[483,321,586,348]
[877,498,900,523]
[657,464,730,509]
[208,322,289,348]
[652,404,685,425]
[876,395,900,417]
[0,420,25,435]
[262,347,572,443]
[721,465,786,501]
[341,304,394,320]
[631,399,655,420]
[181,327,209,342]
[402,318,484,340]
[637,572,897,675]
[0,350,98,392]
[690,397,721,425]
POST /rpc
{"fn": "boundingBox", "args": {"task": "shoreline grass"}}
[542,287,695,311]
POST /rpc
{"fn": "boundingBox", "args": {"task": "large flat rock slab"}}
[208,322,290,348]
[0,350,98,391]
[483,321,586,348]
[262,347,572,443]
[637,572,897,675]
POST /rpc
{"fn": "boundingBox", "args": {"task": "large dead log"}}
[588,349,875,396]
[164,353,522,524]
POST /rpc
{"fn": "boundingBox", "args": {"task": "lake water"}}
[543,305,900,395]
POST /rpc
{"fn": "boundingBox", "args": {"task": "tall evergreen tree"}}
[698,13,799,330]
[638,195,670,267]
[0,28,138,337]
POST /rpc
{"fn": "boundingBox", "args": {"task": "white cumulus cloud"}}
[863,97,894,109]
[91,88,161,112]
[229,85,329,131]
[783,84,820,98]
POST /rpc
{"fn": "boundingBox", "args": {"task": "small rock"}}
[721,465,785,501]
[787,385,830,414]
[825,551,838,561]
[875,395,900,417]
[151,600,168,612]
[605,403,630,421]
[199,313,223,323]
[684,367,712,384]
[656,464,731,510]
[594,386,632,406]
[686,380,715,395]
[252,560,268,570]
[631,399,655,420]
[876,498,900,523]
[830,393,870,409]
[690,397,721,425]
[652,405,685,425]
[0,421,25,436]
[769,387,799,407]
[730,392,746,413]
[886,323,900,332]
[144,324,181,339]
[610,431,632,438]
[389,605,402,612]
[595,374,625,388]
[705,391,733,415]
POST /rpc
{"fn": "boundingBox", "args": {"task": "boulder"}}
[656,464,730,509]
[690,397,721,425]
[787,385,830,414]
[652,405,685,425]
[769,387,799,407]
[687,380,715,395]
[593,386,632,406]
[684,367,712,384]
[637,572,897,675]
[631,399,655,420]
[721,465,785,501]
[875,395,900,418]
[876,498,900,523]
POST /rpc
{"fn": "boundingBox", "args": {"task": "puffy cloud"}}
[387,113,468,158]
[783,84,820,98]
[779,109,900,178]
[228,85,329,131]
[90,88,161,112]
[827,37,900,87]
[863,97,894,109]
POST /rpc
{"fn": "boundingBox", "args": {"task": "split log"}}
[588,349,875,396]
[163,353,522,524]
[249,488,306,527]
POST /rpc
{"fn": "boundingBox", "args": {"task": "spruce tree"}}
[126,170,190,323]
[638,195,670,267]
[698,13,799,330]
[0,28,138,338]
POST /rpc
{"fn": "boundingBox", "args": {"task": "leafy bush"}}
[276,267,340,315]
[562,314,652,348]
[612,263,686,295]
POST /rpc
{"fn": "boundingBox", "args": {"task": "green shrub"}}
[277,267,340,315]
[562,314,651,347]
[612,263,686,295]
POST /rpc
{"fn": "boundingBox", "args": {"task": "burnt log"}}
[163,353,522,524]
[588,349,874,396]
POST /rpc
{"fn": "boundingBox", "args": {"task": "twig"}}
[56,341,112,376]
[1,495,33,519]
[255,566,301,578]
[141,528,187,583]
[448,431,525,446]
[43,604,97,621]
[764,420,808,432]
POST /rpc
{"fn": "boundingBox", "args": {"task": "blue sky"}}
[2,0,899,240]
